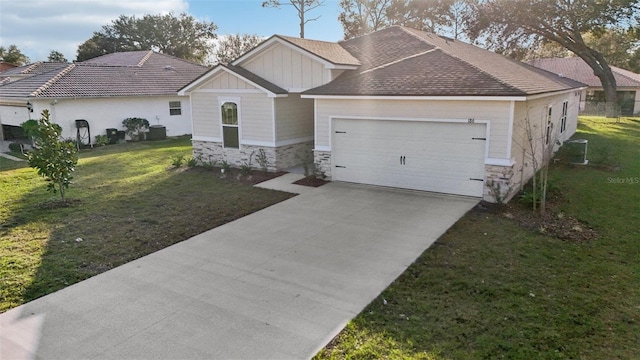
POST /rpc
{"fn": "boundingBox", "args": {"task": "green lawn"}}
[315,116,640,359]
[0,137,293,312]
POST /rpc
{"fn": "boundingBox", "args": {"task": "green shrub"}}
[220,160,231,172]
[94,135,109,146]
[256,149,269,172]
[8,142,23,153]
[186,156,197,168]
[171,154,185,168]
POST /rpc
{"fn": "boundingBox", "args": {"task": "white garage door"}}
[332,119,487,197]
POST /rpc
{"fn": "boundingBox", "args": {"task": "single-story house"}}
[180,26,585,202]
[529,57,640,116]
[0,51,210,144]
[0,61,19,73]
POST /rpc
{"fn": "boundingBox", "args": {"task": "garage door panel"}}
[333,119,486,197]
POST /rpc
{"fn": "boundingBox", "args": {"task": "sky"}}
[0,0,345,63]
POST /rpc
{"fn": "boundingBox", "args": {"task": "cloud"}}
[0,0,189,62]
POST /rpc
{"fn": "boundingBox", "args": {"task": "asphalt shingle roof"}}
[0,52,209,99]
[305,26,584,97]
[225,65,287,94]
[275,36,360,66]
[528,57,640,88]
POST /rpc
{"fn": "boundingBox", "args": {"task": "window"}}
[221,102,239,148]
[560,101,568,133]
[169,101,181,115]
[545,106,553,145]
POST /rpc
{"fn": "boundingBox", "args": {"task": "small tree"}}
[26,110,78,201]
[122,117,150,141]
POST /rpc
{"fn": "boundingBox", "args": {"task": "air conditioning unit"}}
[564,139,588,165]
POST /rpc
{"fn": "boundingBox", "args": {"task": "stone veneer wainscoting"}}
[192,140,312,172]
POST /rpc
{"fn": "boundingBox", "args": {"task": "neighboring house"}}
[0,51,209,143]
[180,26,585,202]
[0,61,19,73]
[529,57,640,116]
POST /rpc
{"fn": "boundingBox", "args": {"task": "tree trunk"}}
[299,2,305,38]
[576,50,619,118]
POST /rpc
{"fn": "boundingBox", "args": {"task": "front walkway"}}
[1,183,478,359]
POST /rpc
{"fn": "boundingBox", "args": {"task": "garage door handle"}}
[472,137,486,140]
[469,178,484,181]
[400,156,406,165]
[335,165,346,168]
[335,131,347,134]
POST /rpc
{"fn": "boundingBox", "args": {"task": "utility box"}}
[106,128,118,144]
[564,139,588,165]
[148,125,167,141]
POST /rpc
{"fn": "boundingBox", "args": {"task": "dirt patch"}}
[35,198,82,210]
[293,176,329,187]
[188,167,287,185]
[475,195,597,242]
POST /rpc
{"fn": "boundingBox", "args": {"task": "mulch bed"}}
[36,198,82,210]
[475,194,597,242]
[293,176,329,187]
[188,167,287,185]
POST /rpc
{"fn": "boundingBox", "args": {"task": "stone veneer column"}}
[314,150,332,179]
[484,164,517,203]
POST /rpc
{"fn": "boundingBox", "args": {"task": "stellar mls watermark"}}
[607,177,639,184]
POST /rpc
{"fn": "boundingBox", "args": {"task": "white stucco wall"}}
[29,95,193,143]
[0,104,30,127]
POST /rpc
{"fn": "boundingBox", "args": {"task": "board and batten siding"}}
[274,94,314,141]
[314,99,512,159]
[191,91,274,143]
[198,71,257,90]
[242,43,328,90]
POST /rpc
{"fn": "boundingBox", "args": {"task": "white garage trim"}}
[327,115,491,161]
[330,117,488,197]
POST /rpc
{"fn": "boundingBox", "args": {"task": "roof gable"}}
[178,64,286,97]
[232,35,360,69]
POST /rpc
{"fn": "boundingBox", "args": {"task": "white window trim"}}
[560,100,568,133]
[219,96,242,149]
[169,101,182,116]
[545,105,553,145]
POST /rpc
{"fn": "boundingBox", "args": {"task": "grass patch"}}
[315,116,640,359]
[0,137,293,312]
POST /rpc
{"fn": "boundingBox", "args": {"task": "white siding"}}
[30,95,193,143]
[315,99,511,159]
[238,93,273,142]
[191,92,219,137]
[274,94,314,141]
[511,91,581,188]
[243,43,329,91]
[192,91,273,143]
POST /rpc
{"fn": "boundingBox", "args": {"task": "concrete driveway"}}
[1,182,478,360]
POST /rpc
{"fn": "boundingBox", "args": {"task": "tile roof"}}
[305,26,584,97]
[528,57,640,88]
[273,35,360,66]
[0,52,210,99]
[0,61,69,76]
